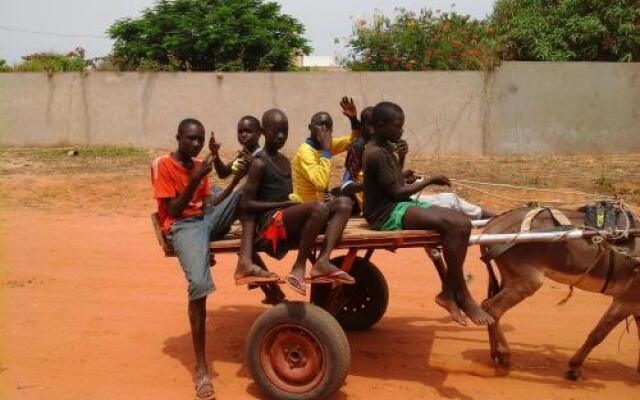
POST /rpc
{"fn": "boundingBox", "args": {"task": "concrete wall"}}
[1,62,638,155]
[485,62,640,155]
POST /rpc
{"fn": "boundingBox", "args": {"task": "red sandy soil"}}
[1,208,638,400]
[0,149,639,399]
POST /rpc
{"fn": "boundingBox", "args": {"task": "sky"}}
[0,0,495,64]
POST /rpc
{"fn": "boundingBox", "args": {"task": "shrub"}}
[10,47,91,73]
[344,9,501,71]
[491,0,640,61]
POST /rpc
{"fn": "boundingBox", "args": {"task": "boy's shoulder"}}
[151,154,203,178]
[152,154,172,168]
[349,137,365,150]
[363,141,387,159]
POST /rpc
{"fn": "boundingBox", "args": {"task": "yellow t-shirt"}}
[291,132,358,202]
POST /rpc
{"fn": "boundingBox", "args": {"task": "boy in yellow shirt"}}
[291,97,360,202]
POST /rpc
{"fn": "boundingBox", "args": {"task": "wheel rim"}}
[339,284,374,316]
[260,324,326,394]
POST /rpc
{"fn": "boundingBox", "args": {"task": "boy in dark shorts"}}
[150,118,247,400]
[363,102,494,326]
[241,109,355,295]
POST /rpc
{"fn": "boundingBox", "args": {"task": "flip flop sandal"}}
[235,267,281,286]
[194,376,216,400]
[307,270,356,285]
[285,274,307,296]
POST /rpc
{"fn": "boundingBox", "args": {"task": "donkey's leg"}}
[566,300,630,380]
[482,262,544,369]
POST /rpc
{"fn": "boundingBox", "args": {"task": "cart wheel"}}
[245,302,350,400]
[311,256,389,331]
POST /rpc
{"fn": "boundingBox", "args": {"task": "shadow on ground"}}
[162,304,638,400]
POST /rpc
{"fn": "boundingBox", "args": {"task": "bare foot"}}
[457,295,494,326]
[235,257,255,276]
[310,257,340,276]
[194,367,215,400]
[435,292,467,326]
[194,374,216,400]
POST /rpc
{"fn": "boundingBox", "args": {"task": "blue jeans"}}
[168,190,240,301]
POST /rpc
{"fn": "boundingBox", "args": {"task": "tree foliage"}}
[344,1,639,70]
[492,0,640,61]
[108,0,311,71]
[344,9,500,71]
[1,48,91,73]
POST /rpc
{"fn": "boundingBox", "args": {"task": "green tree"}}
[344,9,500,71]
[108,0,311,71]
[492,0,640,61]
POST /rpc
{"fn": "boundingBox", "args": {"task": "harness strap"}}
[520,207,572,232]
[482,208,574,264]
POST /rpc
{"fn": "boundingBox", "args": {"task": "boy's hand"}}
[235,151,254,177]
[209,131,221,157]
[396,140,409,158]
[403,169,418,184]
[340,96,358,120]
[193,155,213,180]
[240,148,255,166]
[324,191,336,202]
[318,127,332,151]
[427,175,451,187]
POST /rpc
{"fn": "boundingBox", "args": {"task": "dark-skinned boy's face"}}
[237,119,261,148]
[309,113,333,141]
[177,123,205,158]
[264,119,288,150]
[378,113,405,143]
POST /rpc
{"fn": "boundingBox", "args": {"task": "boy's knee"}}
[335,196,353,213]
[441,213,471,235]
[311,201,330,218]
[189,277,215,301]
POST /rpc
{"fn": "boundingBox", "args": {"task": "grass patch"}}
[28,145,147,159]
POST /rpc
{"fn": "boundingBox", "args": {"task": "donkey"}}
[480,207,640,380]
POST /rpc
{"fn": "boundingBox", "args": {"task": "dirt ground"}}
[1,147,639,400]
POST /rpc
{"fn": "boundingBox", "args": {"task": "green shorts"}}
[379,200,432,231]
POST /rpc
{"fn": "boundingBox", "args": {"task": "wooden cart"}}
[153,215,442,400]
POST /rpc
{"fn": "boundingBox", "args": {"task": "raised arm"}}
[241,158,297,213]
[209,131,233,179]
[340,96,360,132]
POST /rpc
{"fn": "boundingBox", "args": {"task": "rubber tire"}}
[245,302,351,400]
[311,256,389,331]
